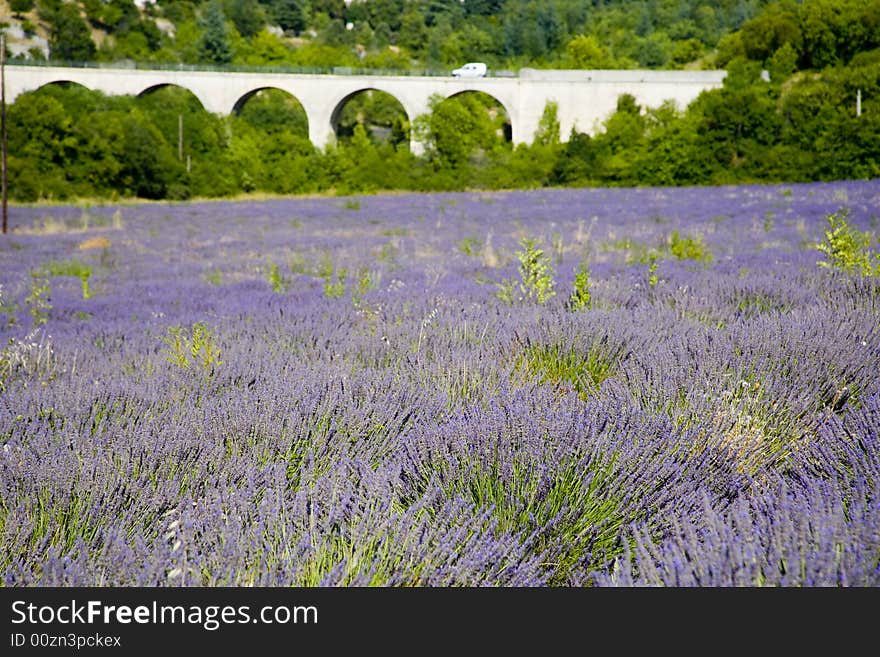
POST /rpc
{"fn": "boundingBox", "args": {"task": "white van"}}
[452,62,488,78]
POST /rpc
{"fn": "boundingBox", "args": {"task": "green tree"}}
[767,41,798,82]
[815,209,880,276]
[7,90,77,172]
[334,124,408,193]
[694,5,720,44]
[10,0,35,16]
[691,59,781,180]
[312,0,345,20]
[199,1,234,65]
[591,94,646,183]
[738,0,801,64]
[269,0,308,35]
[234,29,296,66]
[336,90,408,145]
[398,9,428,54]
[49,4,97,62]
[551,129,597,186]
[534,101,560,147]
[72,109,127,193]
[635,103,714,185]
[799,0,842,69]
[466,0,504,17]
[714,31,745,67]
[361,0,404,33]
[118,112,182,198]
[320,19,352,47]
[564,34,612,68]
[670,38,704,66]
[814,111,880,181]
[92,0,140,31]
[415,93,508,172]
[225,0,264,38]
[237,88,308,136]
[361,47,411,70]
[636,33,670,68]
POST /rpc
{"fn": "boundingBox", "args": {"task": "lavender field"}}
[1,181,879,587]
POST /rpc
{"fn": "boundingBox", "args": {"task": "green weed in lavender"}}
[458,236,482,256]
[568,262,592,311]
[161,322,222,372]
[516,237,556,304]
[441,457,624,585]
[204,269,224,286]
[520,342,616,399]
[44,260,93,299]
[668,230,713,263]
[26,274,52,326]
[815,209,880,277]
[266,261,289,293]
[323,269,348,299]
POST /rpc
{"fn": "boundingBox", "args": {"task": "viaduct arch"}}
[6,65,726,152]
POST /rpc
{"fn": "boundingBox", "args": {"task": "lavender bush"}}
[1,181,878,587]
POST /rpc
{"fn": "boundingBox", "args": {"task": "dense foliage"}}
[1,182,878,585]
[6,53,878,202]
[3,0,879,201]
[4,0,876,73]
[7,0,786,70]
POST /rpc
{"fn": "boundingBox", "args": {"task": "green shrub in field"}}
[605,232,711,284]
[568,262,592,311]
[441,457,623,585]
[815,209,880,276]
[204,269,223,286]
[323,268,348,299]
[315,253,335,280]
[495,278,517,305]
[44,260,92,299]
[517,237,556,304]
[495,238,557,304]
[161,322,222,372]
[352,267,381,303]
[377,241,398,266]
[26,274,51,326]
[520,342,616,399]
[647,253,660,288]
[458,236,482,255]
[668,230,713,263]
[496,238,557,304]
[265,261,288,293]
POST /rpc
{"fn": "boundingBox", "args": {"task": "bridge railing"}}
[6,58,519,78]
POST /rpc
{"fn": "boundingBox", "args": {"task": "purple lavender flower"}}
[1,181,878,585]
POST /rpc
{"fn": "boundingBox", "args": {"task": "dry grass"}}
[78,236,113,250]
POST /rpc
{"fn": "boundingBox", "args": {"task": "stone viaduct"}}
[6,64,726,151]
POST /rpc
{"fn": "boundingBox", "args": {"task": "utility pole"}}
[1,33,8,235]
[857,89,862,118]
[178,114,183,161]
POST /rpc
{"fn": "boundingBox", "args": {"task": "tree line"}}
[1,0,791,71]
[7,50,878,203]
[8,0,878,73]
[4,0,879,201]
